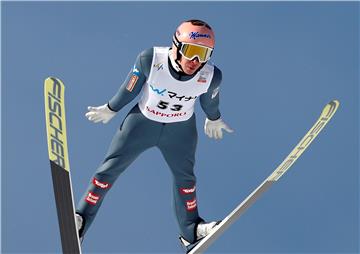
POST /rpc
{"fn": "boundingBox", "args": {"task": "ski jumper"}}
[77,47,222,244]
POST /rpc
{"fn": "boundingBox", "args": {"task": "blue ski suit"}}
[77,47,222,244]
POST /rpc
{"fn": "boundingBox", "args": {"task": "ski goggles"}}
[178,43,213,63]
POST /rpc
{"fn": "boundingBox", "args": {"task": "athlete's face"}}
[179,56,202,75]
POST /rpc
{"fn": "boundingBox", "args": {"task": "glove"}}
[204,118,234,140]
[85,104,116,124]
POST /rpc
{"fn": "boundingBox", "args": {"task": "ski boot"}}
[179,221,221,253]
[75,213,85,243]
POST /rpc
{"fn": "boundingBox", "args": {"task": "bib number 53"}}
[157,100,183,111]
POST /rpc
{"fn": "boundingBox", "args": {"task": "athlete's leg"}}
[77,105,160,237]
[158,115,204,244]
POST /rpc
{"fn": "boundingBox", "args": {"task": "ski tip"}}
[330,99,340,107]
[44,76,69,171]
[45,76,66,84]
[322,100,340,119]
[45,76,57,82]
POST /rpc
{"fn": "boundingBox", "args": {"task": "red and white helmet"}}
[172,20,215,63]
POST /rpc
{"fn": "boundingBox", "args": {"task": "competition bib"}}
[138,47,214,123]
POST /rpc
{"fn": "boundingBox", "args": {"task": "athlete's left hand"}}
[204,118,234,140]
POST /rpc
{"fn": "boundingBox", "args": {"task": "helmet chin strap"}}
[168,50,184,73]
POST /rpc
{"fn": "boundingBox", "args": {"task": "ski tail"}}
[44,77,82,254]
[188,100,339,254]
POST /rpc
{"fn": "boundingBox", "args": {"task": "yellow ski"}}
[44,77,82,254]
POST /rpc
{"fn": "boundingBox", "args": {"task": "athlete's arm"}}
[199,66,222,120]
[200,66,234,139]
[108,48,153,112]
[85,48,153,124]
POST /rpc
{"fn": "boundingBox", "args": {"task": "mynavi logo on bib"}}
[150,84,167,96]
[189,32,211,40]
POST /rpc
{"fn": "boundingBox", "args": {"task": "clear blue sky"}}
[2,1,359,253]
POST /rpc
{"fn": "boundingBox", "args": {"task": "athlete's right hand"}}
[85,104,116,124]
